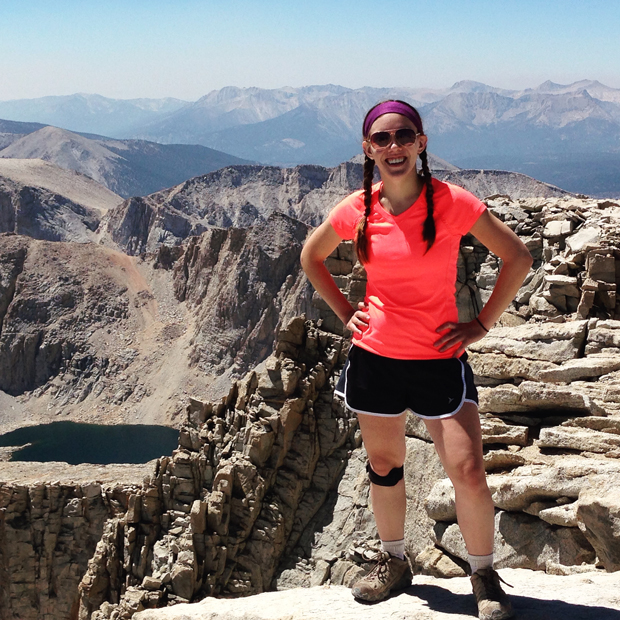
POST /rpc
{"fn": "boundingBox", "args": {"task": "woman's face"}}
[363,113,428,180]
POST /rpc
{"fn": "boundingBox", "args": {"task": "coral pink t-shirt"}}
[328,178,486,359]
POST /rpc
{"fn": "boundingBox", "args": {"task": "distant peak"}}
[537,80,564,90]
[450,80,488,88]
[39,125,79,136]
[447,80,497,95]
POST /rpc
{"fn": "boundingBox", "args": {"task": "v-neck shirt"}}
[328,178,486,359]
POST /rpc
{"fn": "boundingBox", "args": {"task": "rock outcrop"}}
[129,570,620,620]
[76,318,358,619]
[416,195,620,577]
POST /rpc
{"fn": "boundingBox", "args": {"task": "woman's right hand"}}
[345,302,370,335]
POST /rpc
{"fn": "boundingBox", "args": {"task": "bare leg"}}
[356,412,407,541]
[423,402,494,555]
[350,411,412,602]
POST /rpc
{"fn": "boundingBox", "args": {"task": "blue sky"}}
[1,0,619,100]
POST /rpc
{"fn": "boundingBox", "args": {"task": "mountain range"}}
[1,80,619,196]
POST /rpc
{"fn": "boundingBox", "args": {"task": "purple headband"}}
[363,101,423,137]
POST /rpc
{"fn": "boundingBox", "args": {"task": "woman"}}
[300,100,532,620]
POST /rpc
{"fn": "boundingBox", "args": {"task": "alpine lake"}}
[0,421,179,464]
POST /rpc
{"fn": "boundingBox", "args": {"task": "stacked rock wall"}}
[423,196,620,576]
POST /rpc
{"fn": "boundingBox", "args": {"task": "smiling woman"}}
[300,99,533,620]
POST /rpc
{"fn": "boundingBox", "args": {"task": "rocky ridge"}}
[101,164,359,255]
[0,125,252,198]
[75,318,358,619]
[69,308,620,619]
[102,161,571,257]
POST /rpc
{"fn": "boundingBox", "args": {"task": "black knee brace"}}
[366,463,404,487]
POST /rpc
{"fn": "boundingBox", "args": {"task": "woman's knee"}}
[446,454,487,490]
[367,453,405,477]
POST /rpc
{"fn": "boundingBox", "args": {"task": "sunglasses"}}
[368,128,419,149]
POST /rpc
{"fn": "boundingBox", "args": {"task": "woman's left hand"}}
[433,320,489,357]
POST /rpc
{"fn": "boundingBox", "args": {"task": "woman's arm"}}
[300,220,370,335]
[434,210,533,355]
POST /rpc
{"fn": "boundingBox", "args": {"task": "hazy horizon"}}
[2,0,619,100]
[1,77,619,105]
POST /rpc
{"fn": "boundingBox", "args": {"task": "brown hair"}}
[355,100,436,264]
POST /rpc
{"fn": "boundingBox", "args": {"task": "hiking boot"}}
[351,551,412,602]
[470,567,514,620]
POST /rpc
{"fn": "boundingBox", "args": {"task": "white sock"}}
[381,538,405,560]
[468,552,494,573]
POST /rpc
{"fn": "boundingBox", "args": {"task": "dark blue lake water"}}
[0,421,179,464]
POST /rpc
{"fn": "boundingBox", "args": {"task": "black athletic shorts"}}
[334,344,478,419]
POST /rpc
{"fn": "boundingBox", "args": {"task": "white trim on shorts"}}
[334,354,476,419]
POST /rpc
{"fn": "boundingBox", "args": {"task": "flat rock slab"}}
[134,569,620,620]
[0,460,155,485]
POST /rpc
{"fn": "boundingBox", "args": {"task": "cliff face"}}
[172,212,313,375]
[0,462,151,620]
[0,235,145,402]
[0,176,101,243]
[0,212,314,432]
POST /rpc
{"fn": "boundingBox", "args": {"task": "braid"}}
[355,155,375,264]
[419,149,436,252]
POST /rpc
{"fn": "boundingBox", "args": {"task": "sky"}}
[1,0,619,101]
